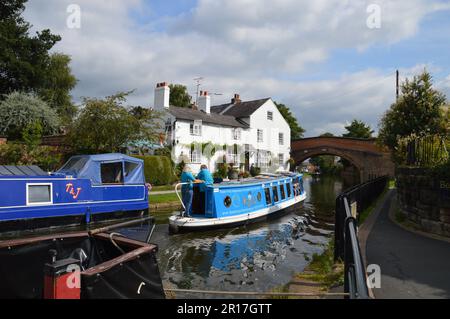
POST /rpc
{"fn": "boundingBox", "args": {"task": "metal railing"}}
[405,135,449,167]
[334,176,388,299]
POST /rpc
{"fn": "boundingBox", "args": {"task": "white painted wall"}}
[162,99,291,173]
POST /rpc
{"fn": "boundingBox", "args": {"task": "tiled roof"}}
[211,98,271,118]
[167,106,248,128]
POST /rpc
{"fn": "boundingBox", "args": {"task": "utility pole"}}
[396,70,400,101]
[194,77,203,106]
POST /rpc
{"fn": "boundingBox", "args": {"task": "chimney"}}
[231,93,241,104]
[154,82,170,109]
[198,90,211,114]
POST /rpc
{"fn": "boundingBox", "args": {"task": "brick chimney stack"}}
[231,94,241,104]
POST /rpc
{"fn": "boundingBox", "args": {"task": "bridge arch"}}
[291,137,395,182]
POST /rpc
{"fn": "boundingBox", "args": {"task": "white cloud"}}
[22,0,450,136]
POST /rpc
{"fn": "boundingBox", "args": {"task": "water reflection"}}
[152,175,354,297]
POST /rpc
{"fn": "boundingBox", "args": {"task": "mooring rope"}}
[164,288,349,297]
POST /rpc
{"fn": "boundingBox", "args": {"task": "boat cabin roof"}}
[212,173,303,189]
[57,153,145,185]
[0,165,47,177]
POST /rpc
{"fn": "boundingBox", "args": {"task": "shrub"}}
[0,143,62,171]
[250,165,261,177]
[214,163,229,179]
[133,155,176,186]
[0,92,60,139]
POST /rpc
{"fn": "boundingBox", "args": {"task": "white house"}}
[153,82,291,173]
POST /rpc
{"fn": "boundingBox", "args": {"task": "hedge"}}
[133,155,176,186]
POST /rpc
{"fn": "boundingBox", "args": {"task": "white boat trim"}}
[169,193,306,229]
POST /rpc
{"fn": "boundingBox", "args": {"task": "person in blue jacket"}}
[181,165,201,216]
[196,164,214,191]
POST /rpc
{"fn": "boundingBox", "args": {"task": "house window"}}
[191,149,201,163]
[101,162,124,184]
[27,184,52,205]
[279,133,284,145]
[233,128,241,140]
[257,150,269,169]
[267,111,273,120]
[227,146,239,164]
[190,121,202,136]
[278,153,284,166]
[257,129,263,143]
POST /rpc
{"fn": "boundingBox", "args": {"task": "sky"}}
[23,0,450,137]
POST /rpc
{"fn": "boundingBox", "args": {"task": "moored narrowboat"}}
[169,173,306,233]
[0,154,149,233]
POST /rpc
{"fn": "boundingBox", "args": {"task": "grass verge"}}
[151,185,176,192]
[149,192,180,204]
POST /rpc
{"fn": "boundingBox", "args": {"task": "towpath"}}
[364,190,450,299]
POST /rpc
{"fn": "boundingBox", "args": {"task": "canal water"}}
[151,175,353,298]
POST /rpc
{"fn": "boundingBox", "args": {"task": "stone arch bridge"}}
[291,137,394,182]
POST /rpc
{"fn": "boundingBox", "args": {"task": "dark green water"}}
[151,175,353,298]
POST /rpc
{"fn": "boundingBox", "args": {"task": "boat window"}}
[272,186,279,202]
[286,183,292,197]
[58,157,88,175]
[264,188,271,205]
[101,162,124,184]
[124,161,139,177]
[27,184,52,205]
[224,196,232,208]
[280,184,286,200]
[257,192,262,202]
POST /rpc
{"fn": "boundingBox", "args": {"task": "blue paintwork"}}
[0,155,149,223]
[193,174,305,219]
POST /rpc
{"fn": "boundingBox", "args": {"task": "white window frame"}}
[279,133,284,145]
[257,129,264,143]
[190,120,202,136]
[257,151,269,169]
[26,183,53,206]
[233,128,241,140]
[278,153,284,166]
[190,149,202,164]
[267,111,273,121]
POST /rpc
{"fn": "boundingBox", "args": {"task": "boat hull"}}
[169,193,306,234]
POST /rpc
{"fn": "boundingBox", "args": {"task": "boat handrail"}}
[174,182,204,217]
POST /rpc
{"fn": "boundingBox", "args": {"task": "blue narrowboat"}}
[168,173,306,233]
[0,154,149,232]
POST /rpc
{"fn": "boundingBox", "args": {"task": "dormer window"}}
[267,111,273,121]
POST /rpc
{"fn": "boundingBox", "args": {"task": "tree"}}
[379,71,447,149]
[0,0,61,95]
[274,102,305,139]
[320,132,334,137]
[169,84,192,108]
[0,91,60,139]
[343,119,374,139]
[38,53,77,122]
[68,92,161,154]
